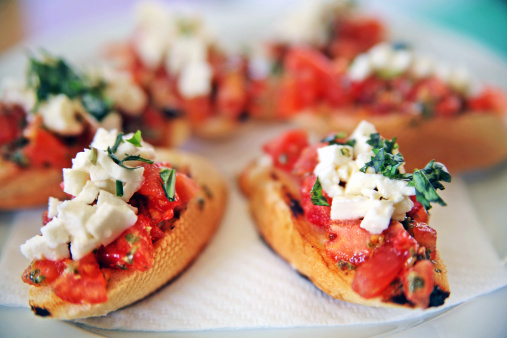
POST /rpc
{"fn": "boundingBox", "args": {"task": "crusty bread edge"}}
[27,149,227,319]
[239,161,450,309]
[292,111,507,173]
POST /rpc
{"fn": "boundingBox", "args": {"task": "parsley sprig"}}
[359,133,451,211]
[27,52,112,121]
[310,177,330,207]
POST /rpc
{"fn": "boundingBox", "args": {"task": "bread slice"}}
[27,149,227,319]
[293,110,507,173]
[0,160,68,210]
[239,161,450,309]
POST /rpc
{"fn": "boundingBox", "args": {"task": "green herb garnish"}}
[310,177,330,207]
[116,180,124,197]
[159,168,176,202]
[125,233,140,245]
[110,132,124,153]
[27,52,112,120]
[360,133,451,211]
[321,133,356,147]
[126,130,143,147]
[90,147,98,165]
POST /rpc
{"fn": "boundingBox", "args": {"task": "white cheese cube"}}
[368,43,392,70]
[20,236,70,261]
[86,193,138,248]
[74,181,100,204]
[392,196,414,221]
[178,61,212,98]
[91,128,119,151]
[316,145,353,165]
[47,197,62,219]
[167,36,207,75]
[410,54,434,78]
[58,201,96,239]
[387,50,412,74]
[134,30,169,69]
[331,196,372,220]
[448,66,471,94]
[106,79,147,116]
[314,162,343,198]
[71,149,93,171]
[348,54,371,81]
[70,236,100,260]
[40,218,70,247]
[39,94,84,136]
[63,168,90,197]
[360,200,394,234]
[350,121,377,157]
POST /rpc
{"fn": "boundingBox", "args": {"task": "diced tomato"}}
[410,222,437,260]
[435,95,462,117]
[23,127,71,168]
[96,215,154,271]
[407,195,428,223]
[175,173,200,204]
[137,162,182,224]
[52,254,107,304]
[276,75,303,118]
[0,104,25,147]
[325,219,372,265]
[403,260,434,308]
[216,69,248,119]
[331,17,385,60]
[292,144,320,179]
[383,222,418,256]
[183,96,212,125]
[409,77,450,103]
[467,87,507,113]
[263,129,309,172]
[300,175,331,228]
[352,244,406,298]
[21,259,67,286]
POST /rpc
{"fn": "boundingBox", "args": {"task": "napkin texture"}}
[1,125,506,331]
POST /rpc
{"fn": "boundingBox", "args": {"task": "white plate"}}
[1,1,506,337]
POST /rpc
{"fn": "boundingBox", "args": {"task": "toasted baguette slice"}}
[239,162,450,309]
[28,149,227,319]
[0,160,68,210]
[293,110,507,173]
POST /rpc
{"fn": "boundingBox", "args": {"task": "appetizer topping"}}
[348,42,473,94]
[20,129,155,261]
[132,2,213,98]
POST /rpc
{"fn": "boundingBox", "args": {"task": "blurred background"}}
[1,0,507,59]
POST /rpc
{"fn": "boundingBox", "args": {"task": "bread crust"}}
[0,161,68,210]
[239,161,449,309]
[292,110,507,173]
[27,149,227,319]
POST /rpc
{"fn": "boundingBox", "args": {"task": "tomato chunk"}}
[0,104,25,148]
[467,87,507,113]
[52,254,107,304]
[325,219,372,265]
[407,195,428,223]
[21,259,67,286]
[410,222,437,260]
[352,244,406,298]
[263,129,309,172]
[403,260,434,308]
[23,127,71,168]
[96,215,154,271]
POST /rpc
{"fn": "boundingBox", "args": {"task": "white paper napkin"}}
[1,124,506,331]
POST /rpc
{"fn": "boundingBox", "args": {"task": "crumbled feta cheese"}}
[0,78,36,111]
[410,54,434,78]
[104,72,147,116]
[166,36,208,75]
[348,54,372,82]
[39,94,84,136]
[368,43,392,70]
[178,61,213,98]
[20,128,156,261]
[313,120,416,234]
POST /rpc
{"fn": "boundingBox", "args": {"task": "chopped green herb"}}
[27,52,112,120]
[107,149,153,170]
[126,130,143,147]
[116,180,124,197]
[90,147,98,165]
[159,168,177,202]
[360,133,451,211]
[310,177,330,206]
[279,154,288,164]
[29,269,46,285]
[407,274,425,294]
[125,233,140,245]
[110,132,124,153]
[321,133,356,147]
[124,246,138,265]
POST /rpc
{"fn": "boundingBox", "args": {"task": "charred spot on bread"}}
[162,107,183,119]
[270,172,279,181]
[31,305,51,317]
[390,292,410,306]
[428,285,450,308]
[197,197,205,210]
[202,185,213,199]
[287,196,304,218]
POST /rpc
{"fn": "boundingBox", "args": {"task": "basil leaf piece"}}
[121,154,154,165]
[321,133,356,147]
[159,168,177,202]
[310,177,330,207]
[107,149,153,170]
[110,132,124,153]
[116,180,124,197]
[90,147,98,165]
[126,130,143,147]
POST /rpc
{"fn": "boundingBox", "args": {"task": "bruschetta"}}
[258,42,507,172]
[106,2,252,144]
[20,128,226,319]
[239,121,450,309]
[0,53,149,209]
